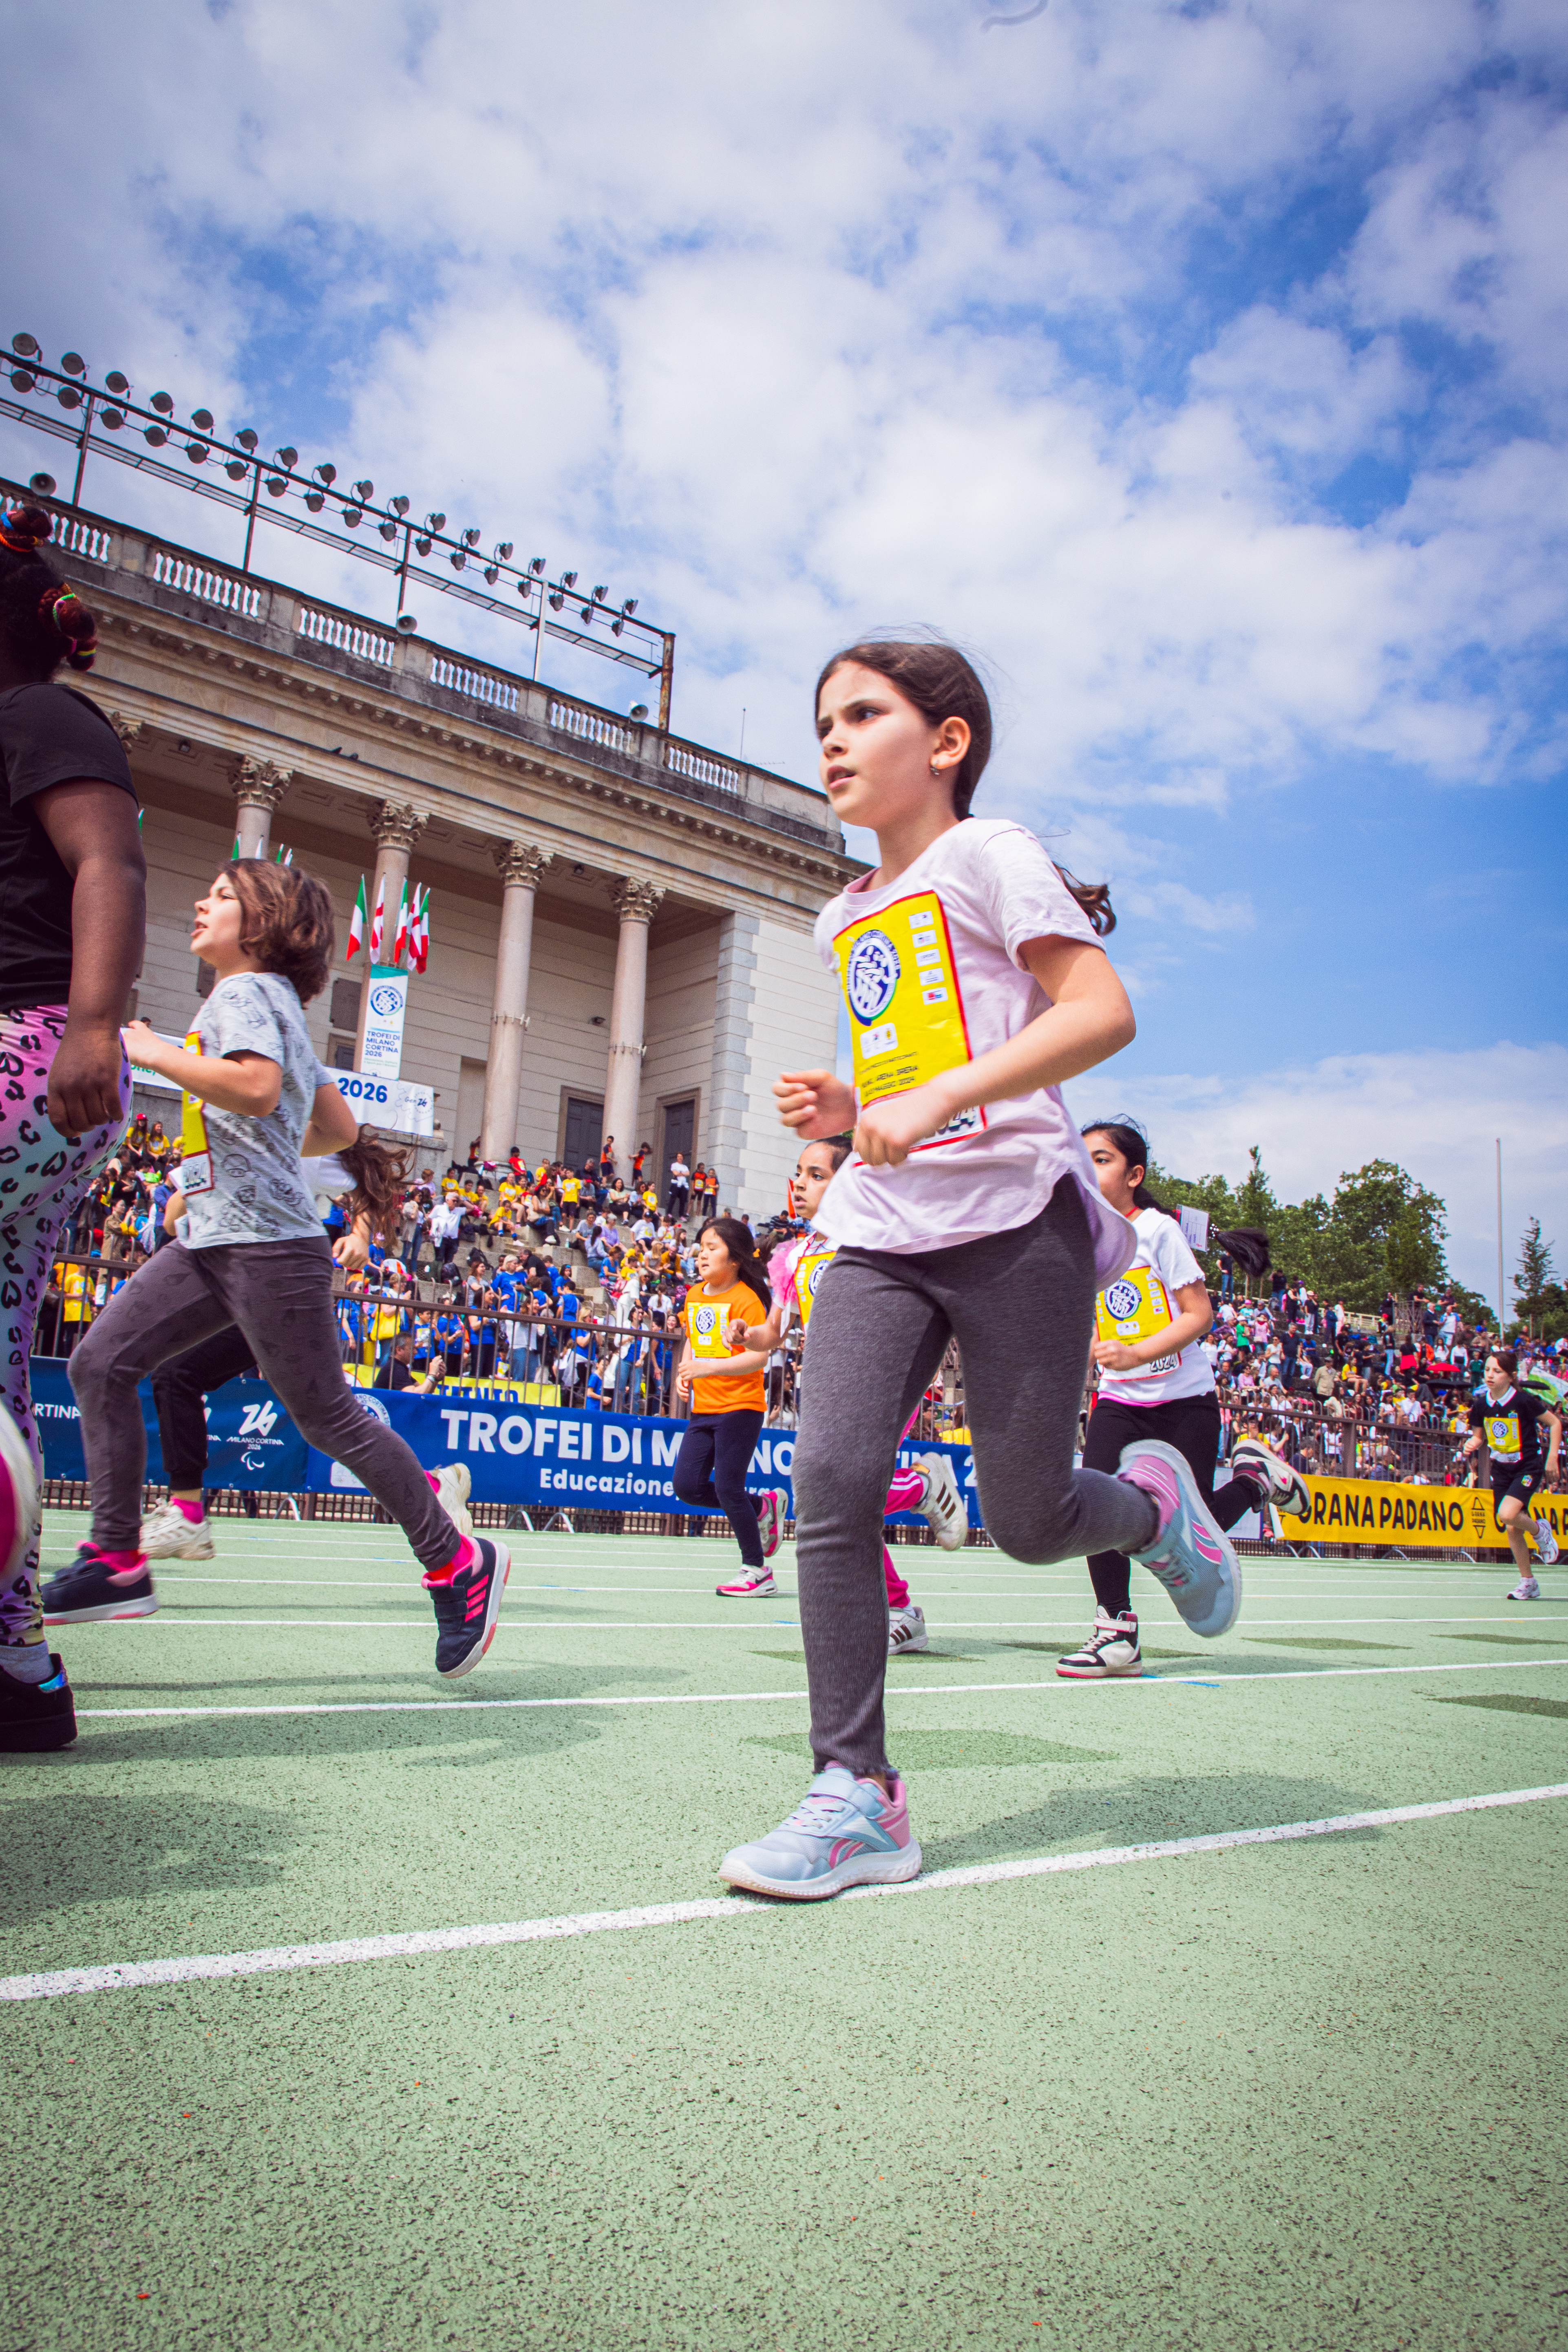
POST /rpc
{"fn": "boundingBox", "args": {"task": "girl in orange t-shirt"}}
[674,1218,788,1595]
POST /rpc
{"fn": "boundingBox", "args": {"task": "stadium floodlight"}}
[0,329,676,722]
[30,470,56,495]
[396,612,419,632]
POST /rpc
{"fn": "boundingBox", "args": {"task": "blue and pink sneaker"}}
[1119,1438,1242,1638]
[718,1763,923,1899]
[424,1535,510,1678]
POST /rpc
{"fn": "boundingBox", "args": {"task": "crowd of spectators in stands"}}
[40,1117,1566,1477]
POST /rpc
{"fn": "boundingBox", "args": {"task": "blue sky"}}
[4,0,1565,1298]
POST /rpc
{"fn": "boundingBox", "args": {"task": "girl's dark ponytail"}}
[699,1214,772,1308]
[339,1129,412,1242]
[1082,1117,1273,1273]
[0,503,101,676]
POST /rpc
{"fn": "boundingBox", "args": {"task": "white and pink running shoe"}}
[716,1566,777,1598]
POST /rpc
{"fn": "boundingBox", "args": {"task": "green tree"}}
[1513,1218,1567,1341]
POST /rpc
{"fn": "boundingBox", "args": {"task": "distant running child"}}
[1058,1118,1307,1678]
[673,1216,788,1588]
[719,639,1242,1901]
[42,861,508,1678]
[1464,1348,1561,1600]
[728,1134,967,1652]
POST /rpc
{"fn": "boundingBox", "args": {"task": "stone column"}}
[603,877,663,1177]
[480,841,548,1164]
[709,911,759,1214]
[230,756,293,859]
[353,799,426,1066]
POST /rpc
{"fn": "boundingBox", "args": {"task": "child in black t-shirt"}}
[1464,1347,1562,1596]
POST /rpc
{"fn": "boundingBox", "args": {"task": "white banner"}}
[360,965,409,1078]
[330,1069,435,1137]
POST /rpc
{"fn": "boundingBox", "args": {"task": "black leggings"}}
[673,1409,765,1567]
[1082,1391,1265,1619]
[151,1324,260,1490]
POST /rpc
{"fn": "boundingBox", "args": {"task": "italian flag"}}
[417,887,431,972]
[409,886,429,973]
[346,876,367,960]
[392,881,410,967]
[368,874,386,961]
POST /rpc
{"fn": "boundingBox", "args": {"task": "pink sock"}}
[173,1498,205,1524]
[882,1545,910,1610]
[424,1532,478,1587]
[885,1466,926,1514]
[89,1545,145,1575]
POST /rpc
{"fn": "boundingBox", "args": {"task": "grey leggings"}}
[68,1237,459,1574]
[793,1181,1159,1778]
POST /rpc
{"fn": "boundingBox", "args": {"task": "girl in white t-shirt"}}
[1058,1120,1309,1680]
[719,639,1246,1902]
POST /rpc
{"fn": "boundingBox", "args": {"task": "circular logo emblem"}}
[693,1305,717,1338]
[802,1259,827,1303]
[354,1391,392,1427]
[369,982,402,1018]
[845,931,900,1025]
[1104,1278,1142,1322]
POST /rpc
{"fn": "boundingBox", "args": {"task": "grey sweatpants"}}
[793,1181,1159,1778]
[68,1237,459,1574]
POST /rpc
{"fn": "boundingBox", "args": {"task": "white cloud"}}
[1065,1042,1568,1303]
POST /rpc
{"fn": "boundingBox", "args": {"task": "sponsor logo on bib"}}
[845,931,901,1024]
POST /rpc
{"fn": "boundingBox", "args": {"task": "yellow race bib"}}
[793,1243,837,1330]
[1484,1413,1521,1456]
[833,890,983,1149]
[179,1028,215,1196]
[1095,1265,1174,1378]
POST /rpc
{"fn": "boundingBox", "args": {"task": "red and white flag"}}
[346,876,367,961]
[392,881,409,967]
[368,874,386,961]
[413,886,430,973]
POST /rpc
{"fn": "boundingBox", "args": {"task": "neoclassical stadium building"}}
[10,474,853,1218]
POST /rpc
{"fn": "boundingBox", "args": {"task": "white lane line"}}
[62,1614,1568,1632]
[8,1782,1565,2003]
[146,1572,1548,1604]
[73,1654,1568,1717]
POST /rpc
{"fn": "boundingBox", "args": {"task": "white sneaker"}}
[914,1453,967,1550]
[1057,1607,1142,1678]
[1230,1438,1310,1521]
[1533,1516,1559,1567]
[432,1461,474,1540]
[137,1499,216,1560]
[754,1488,788,1561]
[716,1567,777,1598]
[1507,1574,1541,1601]
[888,1603,928,1655]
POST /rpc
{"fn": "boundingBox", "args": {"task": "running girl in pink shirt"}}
[719,639,1243,1900]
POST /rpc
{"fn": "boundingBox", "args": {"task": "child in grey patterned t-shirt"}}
[52,861,510,1681]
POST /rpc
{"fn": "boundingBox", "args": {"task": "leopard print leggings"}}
[2,1006,128,1655]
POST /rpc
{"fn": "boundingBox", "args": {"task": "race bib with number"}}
[832,890,983,1152]
[1484,1413,1522,1459]
[685,1295,737,1361]
[179,1028,215,1196]
[1095,1265,1175,1377]
[793,1242,837,1330]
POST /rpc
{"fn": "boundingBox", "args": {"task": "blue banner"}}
[307,1389,979,1524]
[31,1357,309,1492]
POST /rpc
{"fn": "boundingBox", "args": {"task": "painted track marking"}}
[73,1653,1568,1718]
[7,1783,1564,2003]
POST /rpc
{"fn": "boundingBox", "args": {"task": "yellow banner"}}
[1279,1474,1567,1549]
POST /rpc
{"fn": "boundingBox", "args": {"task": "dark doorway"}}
[660,1097,696,1175]
[562,1095,603,1168]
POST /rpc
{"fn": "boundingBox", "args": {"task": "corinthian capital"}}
[230,754,293,813]
[370,798,426,852]
[610,875,663,925]
[492,840,548,890]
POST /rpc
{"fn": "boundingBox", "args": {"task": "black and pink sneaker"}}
[424,1536,511,1679]
[41,1545,159,1624]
